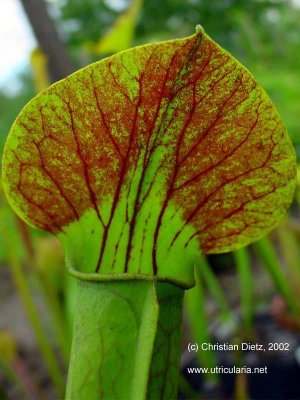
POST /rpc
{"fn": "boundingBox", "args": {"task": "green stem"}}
[253,237,299,314]
[64,272,78,337]
[197,253,232,320]
[185,266,218,383]
[277,222,300,298]
[38,273,71,363]
[14,215,70,363]
[15,216,35,260]
[5,241,65,397]
[234,247,253,333]
[66,279,184,400]
[147,282,184,399]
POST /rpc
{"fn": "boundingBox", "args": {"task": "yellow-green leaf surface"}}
[85,0,143,55]
[2,28,296,287]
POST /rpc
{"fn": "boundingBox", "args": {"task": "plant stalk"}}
[253,237,299,314]
[277,222,300,298]
[197,253,232,321]
[4,238,65,397]
[14,215,70,362]
[185,264,219,383]
[66,278,184,400]
[234,247,253,333]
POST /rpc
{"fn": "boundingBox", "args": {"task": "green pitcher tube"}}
[66,279,184,400]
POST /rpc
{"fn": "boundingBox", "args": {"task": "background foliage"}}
[0,1,300,399]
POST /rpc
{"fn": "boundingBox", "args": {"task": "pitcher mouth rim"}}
[67,265,194,289]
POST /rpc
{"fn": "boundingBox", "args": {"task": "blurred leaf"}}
[30,48,50,92]
[86,0,143,54]
[0,181,25,263]
[0,75,35,156]
[0,332,17,364]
